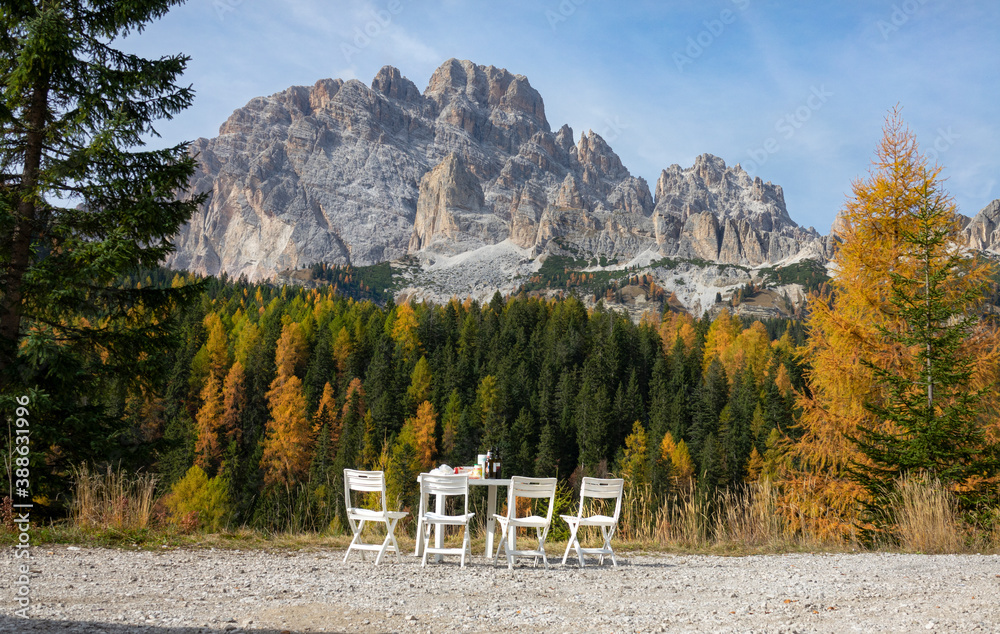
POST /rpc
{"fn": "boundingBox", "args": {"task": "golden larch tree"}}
[261,322,312,488]
[194,312,232,472]
[406,356,432,414]
[619,421,650,490]
[313,382,340,452]
[203,313,230,383]
[194,373,225,472]
[404,400,438,473]
[391,302,420,360]
[702,309,742,374]
[332,326,352,382]
[219,360,246,445]
[660,432,695,486]
[782,109,1000,539]
[262,375,311,488]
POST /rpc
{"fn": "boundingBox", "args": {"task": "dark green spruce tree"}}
[0,0,202,499]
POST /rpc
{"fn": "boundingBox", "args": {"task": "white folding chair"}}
[342,469,407,565]
[416,474,475,567]
[493,476,558,570]
[560,477,624,568]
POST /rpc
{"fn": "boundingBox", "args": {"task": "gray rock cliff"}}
[168,60,832,282]
[963,199,1000,253]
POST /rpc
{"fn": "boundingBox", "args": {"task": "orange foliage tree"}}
[404,400,438,473]
[261,322,312,488]
[219,360,246,447]
[194,373,225,472]
[194,313,232,472]
[313,382,340,450]
[658,311,697,355]
[781,109,1000,539]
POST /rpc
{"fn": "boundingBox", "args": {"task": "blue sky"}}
[123,0,1000,233]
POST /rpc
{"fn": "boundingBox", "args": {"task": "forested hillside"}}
[143,271,805,531]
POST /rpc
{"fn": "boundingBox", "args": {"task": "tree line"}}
[138,277,802,531]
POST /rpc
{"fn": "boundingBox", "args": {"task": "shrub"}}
[164,466,231,532]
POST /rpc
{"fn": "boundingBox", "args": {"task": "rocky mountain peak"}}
[425,58,548,128]
[648,153,822,266]
[692,153,728,188]
[168,59,835,298]
[308,78,344,112]
[575,130,628,182]
[555,173,588,210]
[555,124,575,152]
[371,65,421,102]
[408,153,494,254]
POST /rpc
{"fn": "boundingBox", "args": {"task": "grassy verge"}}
[10,467,993,556]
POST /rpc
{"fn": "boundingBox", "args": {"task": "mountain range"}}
[167,59,998,316]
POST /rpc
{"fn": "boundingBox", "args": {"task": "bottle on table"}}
[494,448,502,480]
[484,449,493,479]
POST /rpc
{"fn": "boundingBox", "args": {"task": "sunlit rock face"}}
[168,60,827,282]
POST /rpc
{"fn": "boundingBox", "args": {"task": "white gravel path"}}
[1,546,999,633]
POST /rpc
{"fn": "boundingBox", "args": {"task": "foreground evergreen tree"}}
[0,1,201,496]
[849,173,1000,527]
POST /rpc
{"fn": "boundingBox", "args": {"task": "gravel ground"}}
[1,546,999,633]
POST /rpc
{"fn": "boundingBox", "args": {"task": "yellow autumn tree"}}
[273,321,308,380]
[702,309,742,374]
[390,302,420,360]
[313,382,340,451]
[403,400,438,472]
[774,363,794,396]
[660,432,695,486]
[332,326,352,382]
[203,313,230,382]
[731,321,774,383]
[782,109,1000,539]
[219,360,246,445]
[261,322,312,488]
[618,421,650,490]
[406,356,432,414]
[194,373,225,472]
[659,311,697,354]
[745,447,765,483]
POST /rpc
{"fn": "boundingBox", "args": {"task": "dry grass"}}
[891,474,965,554]
[621,476,995,555]
[619,481,848,553]
[70,464,158,531]
[712,480,790,547]
[52,466,997,555]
